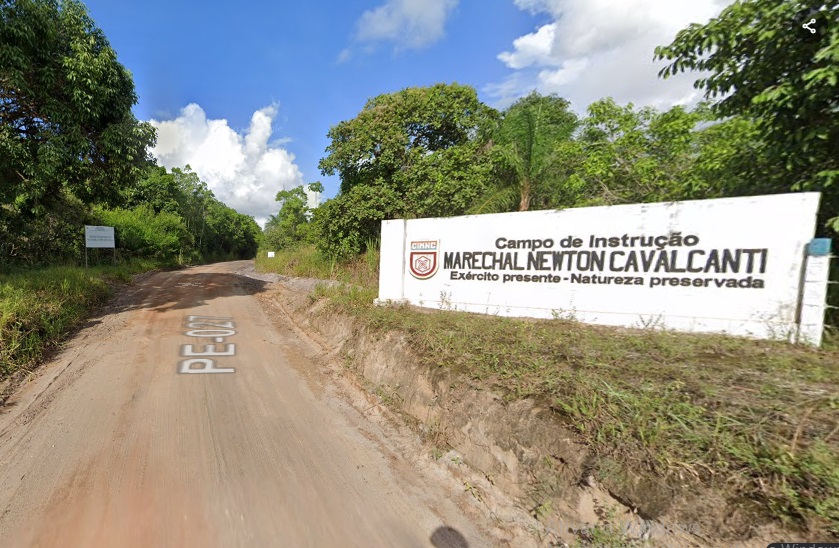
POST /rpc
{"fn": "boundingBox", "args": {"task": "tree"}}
[548,99,709,207]
[117,164,260,262]
[318,83,496,196]
[476,92,577,212]
[311,185,402,260]
[171,166,213,253]
[263,182,323,250]
[690,115,790,200]
[655,0,839,232]
[0,0,155,266]
[122,165,184,214]
[400,139,496,219]
[0,0,156,210]
[315,83,499,258]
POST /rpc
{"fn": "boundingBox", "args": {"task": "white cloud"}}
[538,58,589,89]
[488,0,732,112]
[351,0,458,52]
[498,23,559,69]
[337,48,352,63]
[149,104,304,227]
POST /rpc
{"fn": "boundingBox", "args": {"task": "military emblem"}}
[409,240,439,280]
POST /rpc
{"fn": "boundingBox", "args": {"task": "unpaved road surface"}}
[0,262,500,547]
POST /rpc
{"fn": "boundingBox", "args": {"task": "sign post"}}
[797,238,833,346]
[84,226,116,268]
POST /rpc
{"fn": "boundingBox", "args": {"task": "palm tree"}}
[471,92,578,213]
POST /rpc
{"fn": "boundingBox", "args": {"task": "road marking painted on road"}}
[178,315,237,374]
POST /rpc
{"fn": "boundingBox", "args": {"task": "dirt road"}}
[0,262,501,547]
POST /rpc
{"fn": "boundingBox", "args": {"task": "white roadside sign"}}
[377,193,826,344]
[85,226,115,248]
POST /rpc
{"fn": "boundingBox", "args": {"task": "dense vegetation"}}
[1,0,260,268]
[1,1,259,382]
[261,0,838,326]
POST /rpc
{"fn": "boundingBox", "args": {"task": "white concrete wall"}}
[377,193,826,342]
[376,219,407,304]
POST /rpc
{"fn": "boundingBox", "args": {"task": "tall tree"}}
[171,166,212,252]
[263,182,323,250]
[0,0,156,211]
[1,0,155,265]
[400,139,496,219]
[690,115,790,200]
[559,99,707,207]
[122,165,184,214]
[316,84,498,258]
[477,92,577,212]
[318,83,495,195]
[655,0,839,232]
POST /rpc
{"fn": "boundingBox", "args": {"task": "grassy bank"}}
[254,244,379,288]
[0,260,162,381]
[260,245,839,536]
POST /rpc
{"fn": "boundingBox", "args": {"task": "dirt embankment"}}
[266,278,794,548]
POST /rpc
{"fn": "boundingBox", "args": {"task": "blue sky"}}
[82,0,730,225]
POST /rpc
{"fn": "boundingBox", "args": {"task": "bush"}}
[311,185,401,260]
[0,191,92,268]
[97,205,192,262]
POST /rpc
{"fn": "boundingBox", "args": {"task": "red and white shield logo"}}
[409,240,439,280]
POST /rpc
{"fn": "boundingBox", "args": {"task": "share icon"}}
[802,18,816,34]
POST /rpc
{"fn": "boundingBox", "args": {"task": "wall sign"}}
[377,193,827,344]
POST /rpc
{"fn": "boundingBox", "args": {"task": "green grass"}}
[359,297,839,533]
[0,260,162,381]
[255,244,380,288]
[571,505,637,547]
[259,246,839,536]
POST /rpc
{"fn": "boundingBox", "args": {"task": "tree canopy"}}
[558,99,708,206]
[318,83,494,195]
[0,0,155,212]
[311,83,499,257]
[116,165,260,263]
[655,0,839,231]
[0,2,258,267]
[475,92,578,213]
[263,182,323,251]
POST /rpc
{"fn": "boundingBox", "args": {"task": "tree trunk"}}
[519,179,531,211]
